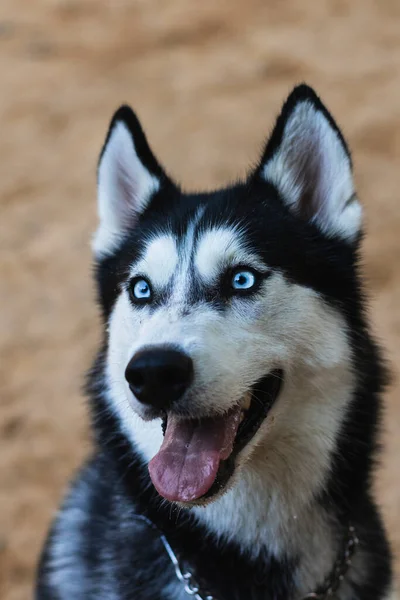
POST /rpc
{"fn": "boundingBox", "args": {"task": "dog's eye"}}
[130,277,152,303]
[231,270,256,291]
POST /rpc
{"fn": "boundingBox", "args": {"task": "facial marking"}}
[163,209,205,308]
[194,227,265,285]
[132,234,178,288]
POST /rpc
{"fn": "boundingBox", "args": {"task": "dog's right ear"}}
[93,106,166,258]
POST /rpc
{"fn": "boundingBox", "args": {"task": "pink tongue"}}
[148,408,241,502]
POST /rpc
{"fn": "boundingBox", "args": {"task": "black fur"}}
[36,85,392,599]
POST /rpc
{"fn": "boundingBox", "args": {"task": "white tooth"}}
[239,411,245,423]
[242,393,252,411]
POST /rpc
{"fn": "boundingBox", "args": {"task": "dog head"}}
[93,85,362,506]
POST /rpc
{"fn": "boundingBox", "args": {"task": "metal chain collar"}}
[300,525,359,600]
[132,515,359,600]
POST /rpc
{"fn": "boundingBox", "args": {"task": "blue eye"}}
[232,270,256,291]
[130,278,152,303]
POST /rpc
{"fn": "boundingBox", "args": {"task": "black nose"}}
[125,347,194,410]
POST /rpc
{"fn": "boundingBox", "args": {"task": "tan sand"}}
[0,1,399,598]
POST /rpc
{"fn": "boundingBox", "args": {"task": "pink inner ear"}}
[116,159,142,220]
[261,101,359,240]
[95,121,160,256]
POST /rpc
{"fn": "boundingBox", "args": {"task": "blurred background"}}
[1,1,400,598]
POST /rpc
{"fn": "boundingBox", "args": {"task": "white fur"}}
[190,289,354,563]
[47,468,131,600]
[47,477,90,598]
[93,121,160,257]
[263,101,362,241]
[195,226,266,283]
[105,222,355,572]
[168,207,205,308]
[384,590,399,600]
[163,581,189,600]
[132,234,178,288]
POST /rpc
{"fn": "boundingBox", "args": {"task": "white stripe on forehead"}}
[132,234,178,287]
[195,227,265,283]
[168,213,201,305]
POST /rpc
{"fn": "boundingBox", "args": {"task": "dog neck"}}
[133,513,359,600]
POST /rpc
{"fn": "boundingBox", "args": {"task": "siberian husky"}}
[36,85,394,600]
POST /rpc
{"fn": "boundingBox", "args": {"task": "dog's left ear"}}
[258,85,362,242]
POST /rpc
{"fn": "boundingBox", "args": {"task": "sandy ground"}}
[0,1,399,598]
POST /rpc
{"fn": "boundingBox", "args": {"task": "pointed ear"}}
[93,106,166,258]
[259,85,362,242]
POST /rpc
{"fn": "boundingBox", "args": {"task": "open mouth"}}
[148,370,283,504]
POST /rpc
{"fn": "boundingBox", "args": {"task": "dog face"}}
[93,86,362,507]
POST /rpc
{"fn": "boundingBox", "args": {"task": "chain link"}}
[131,514,358,600]
[131,514,215,600]
[300,525,359,600]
